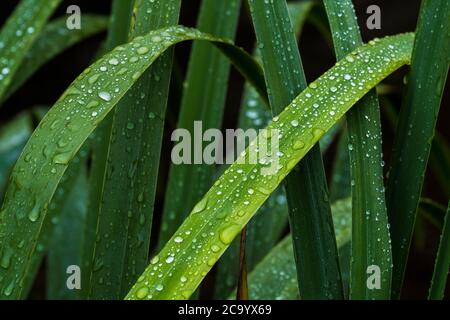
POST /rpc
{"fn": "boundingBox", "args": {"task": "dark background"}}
[0,0,448,299]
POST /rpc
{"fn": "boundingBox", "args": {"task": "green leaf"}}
[0,25,267,300]
[248,0,343,299]
[125,32,414,300]
[428,200,450,299]
[241,198,352,300]
[419,198,446,229]
[382,97,450,197]
[47,166,88,300]
[2,15,109,102]
[0,113,33,200]
[0,107,92,298]
[80,0,135,300]
[289,1,317,35]
[22,144,90,298]
[84,0,182,299]
[429,134,450,196]
[158,0,241,248]
[324,0,392,299]
[329,130,351,202]
[386,0,450,298]
[0,0,62,103]
[214,186,287,299]
[214,0,335,299]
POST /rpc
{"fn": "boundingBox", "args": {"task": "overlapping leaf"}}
[0,26,264,299]
[126,32,414,300]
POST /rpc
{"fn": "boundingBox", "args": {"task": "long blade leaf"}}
[214,0,320,299]
[248,0,343,299]
[158,0,240,249]
[242,197,352,300]
[324,0,392,299]
[80,0,135,299]
[0,25,267,299]
[428,200,450,299]
[84,0,182,299]
[386,0,450,298]
[126,32,414,300]
[2,15,109,102]
[0,113,33,200]
[383,96,450,198]
[0,0,62,102]
[47,166,88,299]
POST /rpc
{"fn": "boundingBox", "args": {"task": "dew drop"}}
[151,35,162,43]
[108,58,119,65]
[136,286,149,299]
[287,159,297,170]
[137,46,149,55]
[346,56,355,62]
[117,67,128,75]
[24,153,32,162]
[98,91,112,102]
[3,280,14,296]
[165,256,174,264]
[0,247,12,269]
[57,138,69,148]
[88,74,100,84]
[132,72,140,80]
[312,128,325,139]
[258,187,271,195]
[207,257,216,267]
[192,197,208,214]
[28,201,40,222]
[150,256,159,264]
[63,87,82,97]
[293,141,305,150]
[219,224,240,244]
[86,100,99,109]
[53,152,72,165]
